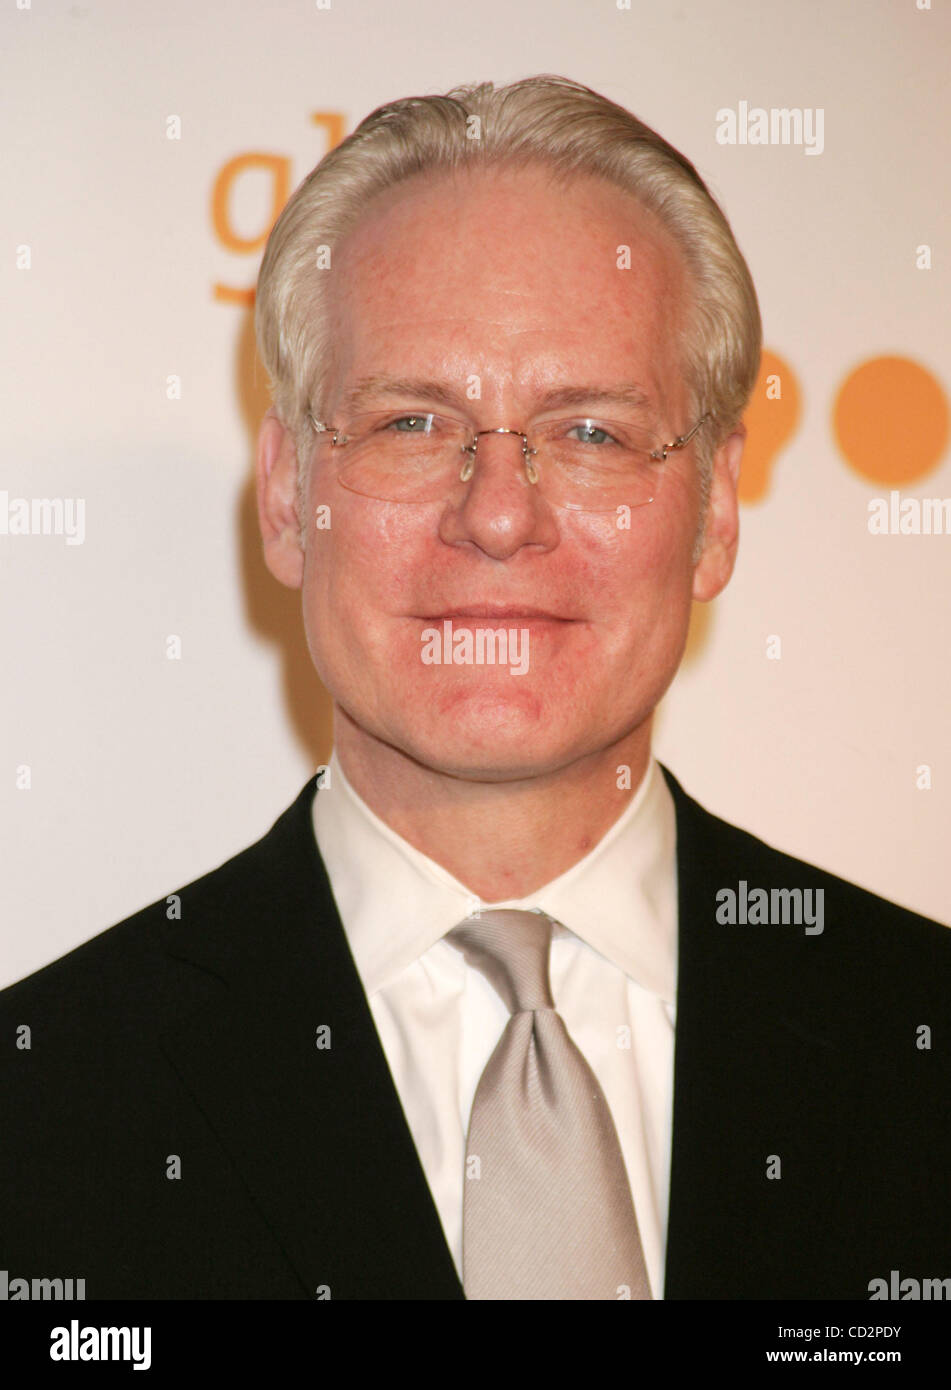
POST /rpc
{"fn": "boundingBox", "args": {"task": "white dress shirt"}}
[312,748,678,1298]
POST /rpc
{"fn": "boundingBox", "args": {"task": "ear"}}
[256,408,304,589]
[691,423,745,602]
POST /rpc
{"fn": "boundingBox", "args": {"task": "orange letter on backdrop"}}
[212,114,347,305]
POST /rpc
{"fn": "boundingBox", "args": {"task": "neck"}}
[332,710,653,901]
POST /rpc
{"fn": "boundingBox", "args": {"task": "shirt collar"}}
[312,748,677,1004]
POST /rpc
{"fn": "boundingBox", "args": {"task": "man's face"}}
[267,163,739,782]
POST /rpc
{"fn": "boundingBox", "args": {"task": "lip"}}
[418,606,574,621]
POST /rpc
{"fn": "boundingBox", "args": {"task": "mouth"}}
[418,606,574,622]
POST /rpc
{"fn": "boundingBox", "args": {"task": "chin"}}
[390,695,586,783]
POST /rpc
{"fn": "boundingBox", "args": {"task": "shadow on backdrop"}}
[234,305,333,771]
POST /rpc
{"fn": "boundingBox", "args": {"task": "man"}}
[2,76,949,1301]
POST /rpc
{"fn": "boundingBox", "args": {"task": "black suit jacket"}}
[2,766,950,1300]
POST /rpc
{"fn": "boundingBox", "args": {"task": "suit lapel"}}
[159,777,463,1300]
[660,765,860,1298]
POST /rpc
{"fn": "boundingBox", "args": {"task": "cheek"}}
[570,500,696,622]
[300,495,428,656]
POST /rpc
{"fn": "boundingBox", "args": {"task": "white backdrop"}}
[2,0,949,988]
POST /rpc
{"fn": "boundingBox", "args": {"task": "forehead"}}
[325,161,690,417]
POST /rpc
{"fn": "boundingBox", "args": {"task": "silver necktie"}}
[448,908,651,1300]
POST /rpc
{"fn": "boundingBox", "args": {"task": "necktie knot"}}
[447,908,555,1015]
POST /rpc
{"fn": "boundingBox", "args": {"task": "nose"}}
[437,427,560,559]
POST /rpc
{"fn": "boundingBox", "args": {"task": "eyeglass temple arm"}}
[662,412,710,456]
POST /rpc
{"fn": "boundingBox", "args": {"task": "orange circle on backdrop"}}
[834,356,948,485]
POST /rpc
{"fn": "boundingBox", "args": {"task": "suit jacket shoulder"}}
[0,777,462,1299]
[659,764,951,1298]
[662,761,951,1044]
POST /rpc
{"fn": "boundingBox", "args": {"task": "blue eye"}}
[391,415,431,433]
[568,423,616,446]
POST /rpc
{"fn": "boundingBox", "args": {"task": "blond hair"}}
[255,74,762,521]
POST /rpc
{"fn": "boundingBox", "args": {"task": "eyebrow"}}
[338,376,657,418]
